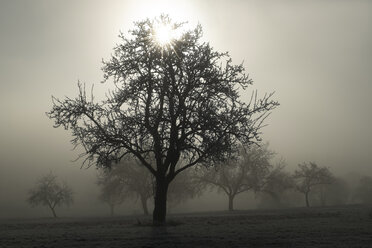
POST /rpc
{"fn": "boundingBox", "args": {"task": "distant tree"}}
[312,177,350,206]
[167,164,205,209]
[293,162,334,207]
[98,158,203,215]
[97,171,127,216]
[27,173,73,218]
[258,163,294,207]
[353,176,372,205]
[47,15,278,224]
[98,159,154,216]
[198,144,276,211]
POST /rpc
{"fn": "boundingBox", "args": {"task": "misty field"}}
[1,205,372,248]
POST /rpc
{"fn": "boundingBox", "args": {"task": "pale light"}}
[153,23,176,47]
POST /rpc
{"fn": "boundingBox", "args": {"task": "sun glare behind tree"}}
[151,16,181,50]
[153,23,174,46]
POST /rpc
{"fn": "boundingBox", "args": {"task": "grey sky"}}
[1,0,372,217]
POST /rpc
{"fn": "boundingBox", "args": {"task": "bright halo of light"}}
[152,22,182,48]
[154,24,174,46]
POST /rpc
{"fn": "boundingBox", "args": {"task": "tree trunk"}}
[153,177,169,225]
[268,192,281,205]
[228,194,235,211]
[319,187,326,207]
[141,196,149,216]
[110,204,114,217]
[320,196,326,207]
[50,207,57,218]
[305,192,310,207]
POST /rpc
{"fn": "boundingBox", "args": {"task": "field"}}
[1,205,372,248]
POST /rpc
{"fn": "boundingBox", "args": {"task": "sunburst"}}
[153,23,174,47]
[151,20,182,52]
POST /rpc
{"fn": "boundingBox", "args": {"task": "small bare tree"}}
[98,160,153,216]
[353,176,372,205]
[98,158,202,216]
[198,144,275,211]
[312,177,350,206]
[259,164,294,207]
[97,171,127,216]
[293,162,333,207]
[167,165,205,209]
[27,173,73,218]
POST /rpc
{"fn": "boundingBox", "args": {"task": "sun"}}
[154,23,174,46]
[152,20,182,49]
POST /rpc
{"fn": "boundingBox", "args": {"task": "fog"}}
[1,0,372,219]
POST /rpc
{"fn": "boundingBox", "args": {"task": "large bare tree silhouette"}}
[47,15,278,224]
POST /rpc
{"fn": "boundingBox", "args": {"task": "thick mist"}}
[1,0,372,219]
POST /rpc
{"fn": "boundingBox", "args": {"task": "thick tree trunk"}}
[141,196,149,216]
[228,194,235,211]
[153,177,169,225]
[305,192,310,207]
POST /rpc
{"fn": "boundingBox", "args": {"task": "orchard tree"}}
[99,158,203,215]
[312,177,350,206]
[47,15,278,224]
[293,162,334,207]
[166,163,204,209]
[98,159,154,216]
[259,164,294,207]
[353,176,372,205]
[97,171,127,216]
[27,172,73,218]
[198,144,277,211]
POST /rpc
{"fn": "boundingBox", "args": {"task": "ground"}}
[1,205,372,248]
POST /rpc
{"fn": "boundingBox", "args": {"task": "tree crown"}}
[28,173,73,208]
[294,162,334,193]
[47,15,278,182]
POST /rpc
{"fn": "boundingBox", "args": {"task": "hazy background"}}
[1,0,371,218]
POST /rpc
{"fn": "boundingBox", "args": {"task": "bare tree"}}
[353,176,372,205]
[47,15,278,224]
[167,165,205,208]
[98,158,203,216]
[198,144,276,211]
[293,162,334,207]
[312,177,350,206]
[97,171,127,216]
[98,160,154,216]
[27,172,73,218]
[259,163,294,207]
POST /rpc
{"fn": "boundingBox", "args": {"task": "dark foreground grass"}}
[1,205,372,248]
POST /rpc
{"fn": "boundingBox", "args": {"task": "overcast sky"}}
[1,0,372,217]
